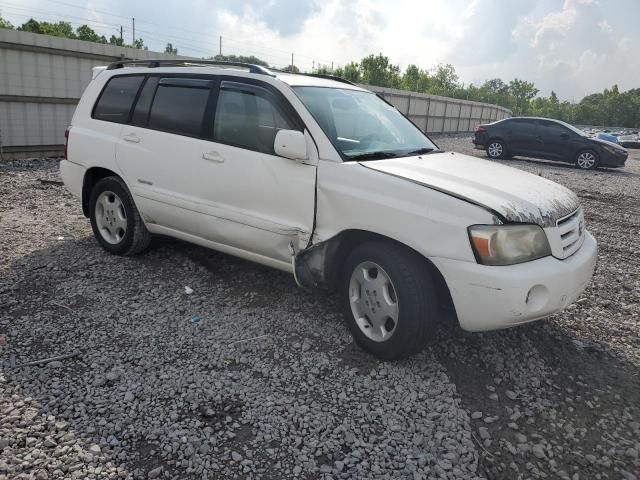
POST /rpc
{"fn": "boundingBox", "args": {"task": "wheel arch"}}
[82,167,122,217]
[295,229,456,321]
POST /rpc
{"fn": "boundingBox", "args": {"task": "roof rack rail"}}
[302,73,357,86]
[271,69,357,86]
[105,59,274,76]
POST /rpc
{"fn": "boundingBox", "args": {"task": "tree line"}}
[1,16,638,127]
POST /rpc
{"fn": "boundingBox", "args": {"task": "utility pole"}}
[312,60,315,72]
[219,35,222,56]
[120,25,123,44]
[291,53,294,69]
[132,18,135,44]
[331,61,334,73]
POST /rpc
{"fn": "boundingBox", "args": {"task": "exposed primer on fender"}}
[362,152,581,228]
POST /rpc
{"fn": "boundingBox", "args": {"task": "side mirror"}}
[274,129,308,161]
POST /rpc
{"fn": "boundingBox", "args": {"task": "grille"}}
[556,209,585,258]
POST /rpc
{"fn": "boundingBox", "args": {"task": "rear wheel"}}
[89,176,151,255]
[575,150,598,170]
[340,241,437,360]
[486,140,506,159]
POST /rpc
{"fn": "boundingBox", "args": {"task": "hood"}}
[361,152,580,227]
[590,137,625,150]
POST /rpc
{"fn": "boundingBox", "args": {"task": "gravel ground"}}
[1,137,639,480]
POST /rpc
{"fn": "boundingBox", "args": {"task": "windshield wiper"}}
[348,151,398,161]
[404,147,439,156]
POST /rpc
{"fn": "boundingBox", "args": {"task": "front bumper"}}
[431,232,597,331]
[600,149,628,167]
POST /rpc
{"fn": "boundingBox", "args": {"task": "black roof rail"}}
[271,69,357,86]
[302,73,357,86]
[105,59,274,76]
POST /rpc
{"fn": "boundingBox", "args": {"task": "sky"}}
[2,0,639,101]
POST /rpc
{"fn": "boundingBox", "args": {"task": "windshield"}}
[293,86,438,160]
[555,119,588,137]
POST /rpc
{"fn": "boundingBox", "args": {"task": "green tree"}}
[359,54,400,88]
[210,54,269,67]
[132,38,147,50]
[333,61,361,83]
[76,24,106,43]
[108,35,124,46]
[314,64,333,75]
[0,16,14,29]
[401,64,430,92]
[164,43,178,55]
[19,19,76,39]
[281,64,300,73]
[508,78,538,115]
[431,63,459,94]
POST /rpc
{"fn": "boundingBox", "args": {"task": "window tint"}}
[213,88,296,154]
[131,76,159,126]
[93,75,144,123]
[148,85,210,137]
[539,120,568,134]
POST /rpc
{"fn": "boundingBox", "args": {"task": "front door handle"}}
[202,151,224,163]
[123,133,140,143]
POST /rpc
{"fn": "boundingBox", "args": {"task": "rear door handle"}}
[202,151,224,163]
[123,134,140,143]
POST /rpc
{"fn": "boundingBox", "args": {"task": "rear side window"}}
[148,84,210,137]
[213,87,296,154]
[539,120,568,134]
[508,118,537,131]
[93,75,144,123]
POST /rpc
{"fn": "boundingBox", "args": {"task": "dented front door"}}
[196,81,317,263]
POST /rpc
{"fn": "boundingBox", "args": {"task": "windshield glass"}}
[556,119,587,136]
[293,86,438,160]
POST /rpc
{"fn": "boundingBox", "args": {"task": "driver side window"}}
[213,88,296,155]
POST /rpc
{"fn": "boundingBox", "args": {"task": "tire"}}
[89,176,151,255]
[340,241,437,360]
[486,139,506,159]
[575,150,599,170]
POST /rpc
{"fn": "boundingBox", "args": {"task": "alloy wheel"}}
[576,152,596,169]
[487,142,503,158]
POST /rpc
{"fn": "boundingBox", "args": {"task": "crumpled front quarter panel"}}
[314,160,496,263]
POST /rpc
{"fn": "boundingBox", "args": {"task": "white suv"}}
[60,60,597,359]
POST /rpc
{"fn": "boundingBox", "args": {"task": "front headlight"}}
[602,144,620,155]
[468,224,551,266]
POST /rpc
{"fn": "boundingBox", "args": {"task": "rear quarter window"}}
[92,75,145,123]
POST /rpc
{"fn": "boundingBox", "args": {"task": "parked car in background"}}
[473,117,628,170]
[60,61,597,360]
[618,134,640,149]
[595,132,619,144]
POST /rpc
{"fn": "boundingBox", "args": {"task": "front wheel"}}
[486,140,506,159]
[575,150,599,170]
[89,176,151,255]
[340,241,437,360]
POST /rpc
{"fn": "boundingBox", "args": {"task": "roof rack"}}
[272,69,356,86]
[302,73,357,86]
[106,59,274,76]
